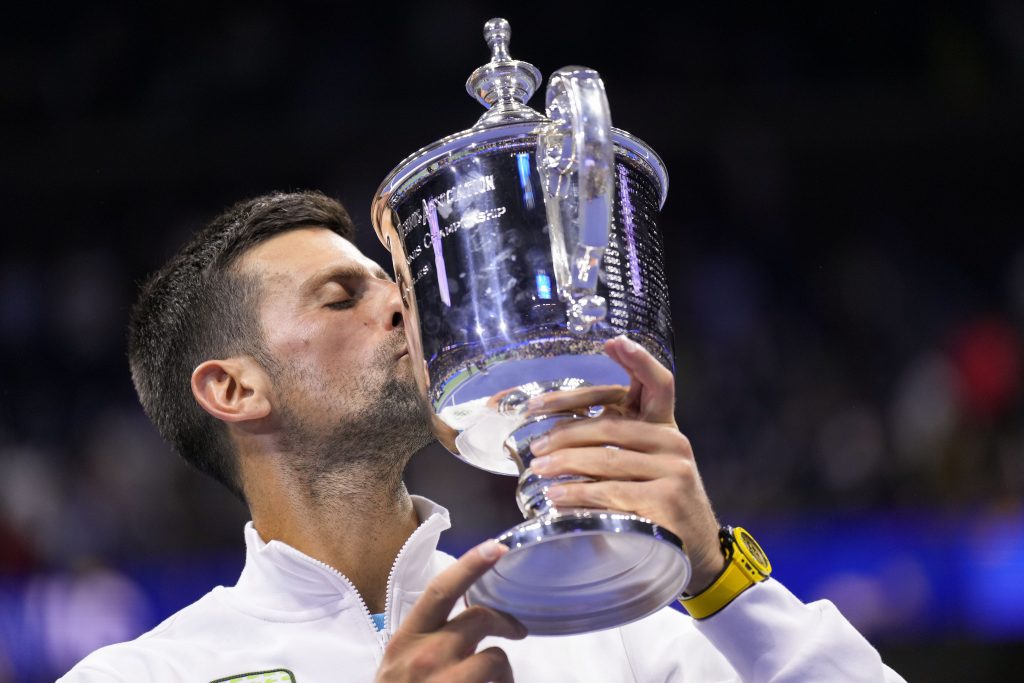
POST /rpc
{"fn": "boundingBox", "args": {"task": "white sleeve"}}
[57,664,130,683]
[621,578,907,682]
[57,643,151,683]
[695,579,906,682]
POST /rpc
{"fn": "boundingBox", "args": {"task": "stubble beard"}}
[273,333,435,506]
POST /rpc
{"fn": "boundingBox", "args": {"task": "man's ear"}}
[191,358,272,423]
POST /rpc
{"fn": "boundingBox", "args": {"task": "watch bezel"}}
[735,527,771,576]
[720,525,771,578]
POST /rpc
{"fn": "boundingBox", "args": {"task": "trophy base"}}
[465,508,690,636]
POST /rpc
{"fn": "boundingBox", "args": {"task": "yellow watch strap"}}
[679,559,756,619]
[679,527,769,620]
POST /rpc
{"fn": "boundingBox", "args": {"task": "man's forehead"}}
[238,227,386,283]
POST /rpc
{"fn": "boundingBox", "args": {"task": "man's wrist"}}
[684,552,728,596]
[679,526,772,620]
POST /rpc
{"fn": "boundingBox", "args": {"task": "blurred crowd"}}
[678,246,1024,517]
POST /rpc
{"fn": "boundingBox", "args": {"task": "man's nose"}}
[383,280,404,331]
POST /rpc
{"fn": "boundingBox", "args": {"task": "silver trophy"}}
[371,18,689,635]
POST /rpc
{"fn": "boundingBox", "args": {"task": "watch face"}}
[737,529,770,573]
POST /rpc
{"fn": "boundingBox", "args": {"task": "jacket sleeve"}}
[57,664,131,683]
[620,578,907,682]
[57,642,156,683]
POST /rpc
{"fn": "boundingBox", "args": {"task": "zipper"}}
[277,545,383,652]
[382,514,444,644]
[273,512,445,654]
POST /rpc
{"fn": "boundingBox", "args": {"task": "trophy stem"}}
[505,413,590,518]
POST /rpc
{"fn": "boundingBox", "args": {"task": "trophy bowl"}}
[371,18,690,635]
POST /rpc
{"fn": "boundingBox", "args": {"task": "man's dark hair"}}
[128,190,356,501]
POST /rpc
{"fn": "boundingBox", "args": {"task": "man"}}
[62,191,903,681]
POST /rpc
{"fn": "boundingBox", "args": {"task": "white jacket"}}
[61,497,904,682]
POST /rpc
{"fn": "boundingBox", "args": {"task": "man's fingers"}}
[532,446,670,481]
[604,336,676,423]
[446,647,515,683]
[544,479,648,513]
[525,385,628,417]
[440,605,527,650]
[400,540,507,634]
[520,338,677,425]
[382,543,521,681]
[531,416,686,457]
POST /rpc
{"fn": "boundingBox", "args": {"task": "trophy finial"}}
[484,18,511,61]
[466,18,543,126]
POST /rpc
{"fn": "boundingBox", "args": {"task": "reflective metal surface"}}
[469,510,689,635]
[371,17,689,635]
[465,18,544,127]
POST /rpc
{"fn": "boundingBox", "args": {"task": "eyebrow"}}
[300,264,393,297]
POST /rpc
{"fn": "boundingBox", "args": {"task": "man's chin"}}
[381,376,434,440]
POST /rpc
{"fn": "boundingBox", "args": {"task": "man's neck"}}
[245,462,420,613]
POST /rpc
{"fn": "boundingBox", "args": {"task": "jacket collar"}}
[219,495,452,622]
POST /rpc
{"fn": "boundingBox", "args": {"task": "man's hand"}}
[375,540,526,683]
[527,336,726,594]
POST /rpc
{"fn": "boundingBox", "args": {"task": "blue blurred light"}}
[516,152,535,210]
[535,272,552,299]
[963,515,1024,637]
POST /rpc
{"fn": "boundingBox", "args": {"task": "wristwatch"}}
[679,526,771,620]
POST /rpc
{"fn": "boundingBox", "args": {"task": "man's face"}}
[237,227,432,477]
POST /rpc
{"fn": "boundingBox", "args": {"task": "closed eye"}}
[325,298,357,310]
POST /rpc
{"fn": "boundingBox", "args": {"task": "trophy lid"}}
[465,18,546,128]
[371,18,669,243]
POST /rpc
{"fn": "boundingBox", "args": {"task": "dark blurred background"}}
[2,2,1023,680]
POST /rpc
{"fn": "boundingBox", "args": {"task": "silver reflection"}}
[371,17,689,635]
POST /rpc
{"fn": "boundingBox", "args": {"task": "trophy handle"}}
[538,67,614,333]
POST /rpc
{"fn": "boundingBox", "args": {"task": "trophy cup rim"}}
[369,123,669,251]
